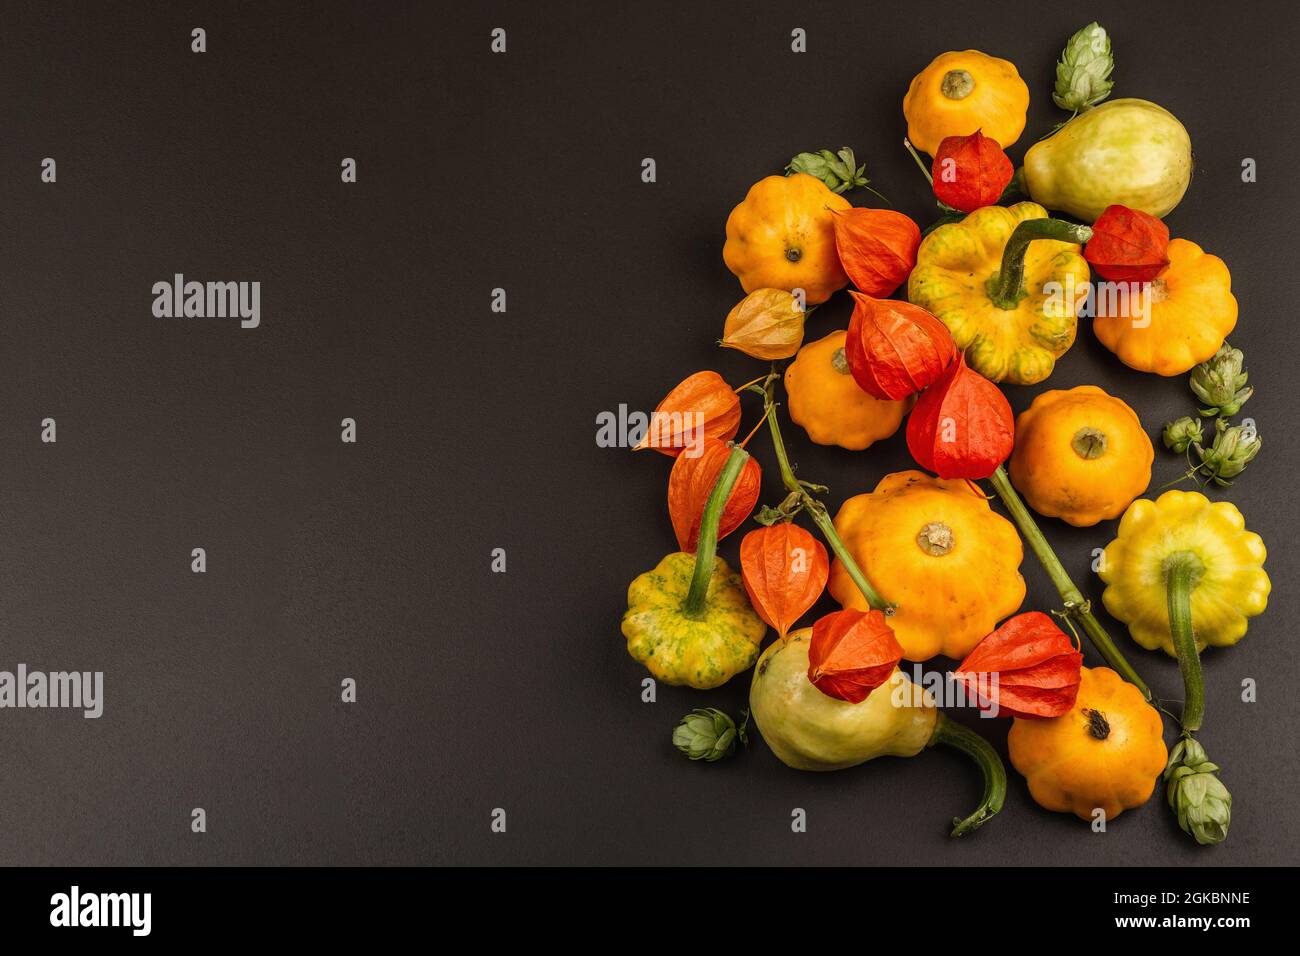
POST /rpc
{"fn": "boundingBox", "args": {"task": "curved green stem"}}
[929,713,1006,837]
[682,445,749,619]
[1164,551,1205,732]
[988,466,1152,703]
[758,376,890,611]
[987,218,1093,309]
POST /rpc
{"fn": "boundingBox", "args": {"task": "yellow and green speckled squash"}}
[908,202,1090,386]
[622,551,765,688]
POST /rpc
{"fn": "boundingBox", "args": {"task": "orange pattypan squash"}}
[1009,666,1167,822]
[828,471,1025,661]
[723,174,850,306]
[903,50,1030,156]
[1008,385,1153,527]
[1093,238,1237,376]
[785,330,909,451]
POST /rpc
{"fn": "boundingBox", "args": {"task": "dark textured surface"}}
[0,0,1296,865]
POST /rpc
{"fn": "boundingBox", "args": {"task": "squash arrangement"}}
[622,21,1269,848]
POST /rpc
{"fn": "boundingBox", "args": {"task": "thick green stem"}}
[760,379,890,611]
[929,713,1007,837]
[1164,552,1205,732]
[682,445,749,619]
[987,218,1093,309]
[988,465,1152,702]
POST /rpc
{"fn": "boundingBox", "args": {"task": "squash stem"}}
[987,465,1153,702]
[758,375,890,611]
[929,713,1006,837]
[681,445,749,619]
[1164,551,1205,732]
[987,218,1093,310]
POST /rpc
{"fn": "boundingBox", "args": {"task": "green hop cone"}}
[671,707,746,762]
[1190,342,1254,417]
[1163,416,1204,454]
[1165,734,1232,845]
[1194,418,1261,487]
[786,147,871,195]
[1053,22,1115,112]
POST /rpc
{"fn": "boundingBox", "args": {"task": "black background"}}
[0,0,1296,866]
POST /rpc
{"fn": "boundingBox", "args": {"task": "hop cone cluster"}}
[672,708,746,762]
[1053,22,1115,112]
[1165,735,1232,845]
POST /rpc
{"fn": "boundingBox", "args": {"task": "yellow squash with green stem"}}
[1101,491,1269,661]
[622,446,766,688]
[1096,491,1269,843]
[908,202,1092,385]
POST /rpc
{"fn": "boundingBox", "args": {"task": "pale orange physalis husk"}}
[720,288,806,360]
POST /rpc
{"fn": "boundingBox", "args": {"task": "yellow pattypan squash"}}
[908,202,1091,385]
[1009,666,1167,822]
[1099,491,1270,656]
[622,551,766,689]
[829,470,1025,661]
[785,329,909,451]
[1008,385,1153,527]
[723,173,850,306]
[903,50,1030,155]
[1093,238,1237,376]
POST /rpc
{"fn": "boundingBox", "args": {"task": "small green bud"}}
[786,147,871,194]
[1053,22,1115,112]
[671,707,747,762]
[1162,416,1203,454]
[1194,418,1261,487]
[1190,342,1253,417]
[1165,735,1232,845]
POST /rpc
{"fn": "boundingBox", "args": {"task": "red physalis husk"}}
[906,354,1013,480]
[953,612,1083,719]
[740,523,829,639]
[634,370,741,457]
[844,291,957,400]
[807,608,904,704]
[829,207,922,298]
[1084,204,1171,283]
[930,131,1014,213]
[667,437,762,552]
